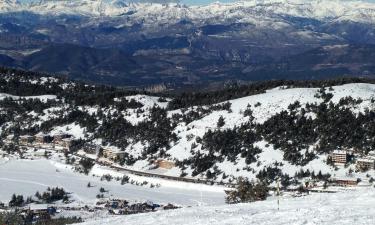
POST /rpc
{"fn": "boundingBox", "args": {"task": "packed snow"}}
[0,158,225,206]
[77,187,375,225]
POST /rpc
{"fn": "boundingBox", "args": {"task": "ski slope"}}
[77,187,375,225]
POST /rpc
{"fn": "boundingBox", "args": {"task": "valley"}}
[1,0,375,87]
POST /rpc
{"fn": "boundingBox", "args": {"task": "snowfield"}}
[77,187,375,225]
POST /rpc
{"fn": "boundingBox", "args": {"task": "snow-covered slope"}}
[2,0,375,24]
[0,159,225,206]
[77,187,375,225]
[159,83,375,180]
[2,79,375,182]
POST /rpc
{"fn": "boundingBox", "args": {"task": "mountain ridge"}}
[1,0,375,87]
[1,0,375,22]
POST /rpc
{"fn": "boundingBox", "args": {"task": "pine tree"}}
[217,116,225,128]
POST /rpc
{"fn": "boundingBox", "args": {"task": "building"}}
[21,206,56,224]
[155,159,175,169]
[356,158,375,171]
[19,135,35,146]
[53,132,72,143]
[103,147,126,161]
[55,137,74,150]
[35,134,53,144]
[331,150,348,164]
[333,177,358,186]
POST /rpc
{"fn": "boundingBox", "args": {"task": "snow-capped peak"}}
[0,0,20,11]
[0,0,375,24]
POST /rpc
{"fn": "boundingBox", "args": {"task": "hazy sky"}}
[186,0,375,4]
[18,0,375,6]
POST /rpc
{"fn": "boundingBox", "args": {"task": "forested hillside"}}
[2,67,375,188]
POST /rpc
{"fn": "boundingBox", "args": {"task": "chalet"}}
[103,147,126,161]
[356,158,375,171]
[155,159,175,169]
[331,150,348,164]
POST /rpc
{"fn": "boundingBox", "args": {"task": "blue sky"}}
[18,0,375,6]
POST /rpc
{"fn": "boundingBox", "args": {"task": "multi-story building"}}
[53,132,72,143]
[19,135,35,146]
[35,134,53,144]
[356,158,375,171]
[103,147,126,161]
[331,150,348,164]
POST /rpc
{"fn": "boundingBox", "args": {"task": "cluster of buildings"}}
[4,132,75,153]
[4,132,129,162]
[4,133,177,170]
[330,150,375,171]
[96,199,178,215]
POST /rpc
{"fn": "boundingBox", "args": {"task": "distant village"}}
[0,133,183,224]
[0,196,179,224]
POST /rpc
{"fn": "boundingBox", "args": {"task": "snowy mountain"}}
[0,0,375,87]
[3,0,375,23]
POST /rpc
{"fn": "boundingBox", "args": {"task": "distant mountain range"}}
[1,0,375,88]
